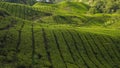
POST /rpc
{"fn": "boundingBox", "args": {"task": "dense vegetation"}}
[0,0,36,5]
[86,0,120,13]
[0,0,120,68]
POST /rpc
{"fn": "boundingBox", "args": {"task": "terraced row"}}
[0,2,52,20]
[0,23,120,68]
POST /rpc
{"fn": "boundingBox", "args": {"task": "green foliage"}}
[56,1,89,14]
[1,0,37,5]
[88,7,97,14]
[0,8,10,17]
[0,1,120,68]
[0,2,52,20]
[89,0,120,13]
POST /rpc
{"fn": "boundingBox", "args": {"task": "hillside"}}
[0,22,120,68]
[33,1,90,15]
[0,2,52,20]
[0,1,120,68]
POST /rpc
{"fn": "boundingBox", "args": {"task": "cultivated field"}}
[0,1,120,68]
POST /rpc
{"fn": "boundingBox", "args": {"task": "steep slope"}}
[0,22,120,68]
[0,1,120,68]
[0,2,52,20]
[56,1,90,14]
[33,2,120,29]
[33,1,90,15]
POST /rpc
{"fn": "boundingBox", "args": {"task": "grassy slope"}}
[33,2,120,28]
[56,1,89,14]
[0,1,120,68]
[33,1,89,15]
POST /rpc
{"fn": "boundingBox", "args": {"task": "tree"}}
[89,0,120,13]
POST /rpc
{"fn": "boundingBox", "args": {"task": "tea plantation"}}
[0,1,120,68]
